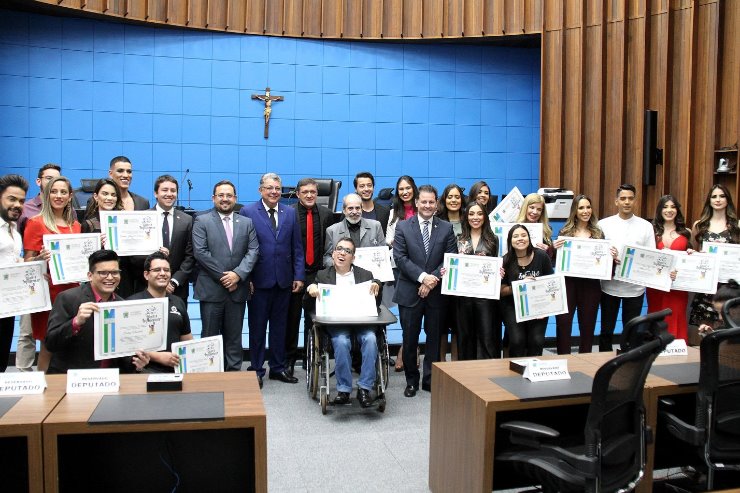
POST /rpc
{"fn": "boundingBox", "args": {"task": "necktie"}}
[269,208,277,231]
[305,208,314,265]
[223,216,233,250]
[162,211,170,249]
[422,220,430,254]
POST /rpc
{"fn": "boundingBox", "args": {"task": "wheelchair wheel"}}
[320,387,328,415]
[377,397,386,413]
[377,328,390,390]
[306,325,320,399]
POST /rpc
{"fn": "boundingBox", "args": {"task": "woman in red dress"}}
[646,194,691,340]
[23,176,81,371]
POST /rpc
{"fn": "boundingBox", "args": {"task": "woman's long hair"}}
[437,183,466,221]
[559,194,603,239]
[652,194,690,241]
[502,224,534,273]
[467,180,493,213]
[39,176,76,233]
[389,175,418,226]
[85,178,123,220]
[516,193,553,242]
[694,184,740,244]
[459,203,498,255]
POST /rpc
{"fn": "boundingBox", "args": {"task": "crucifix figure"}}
[251,87,284,139]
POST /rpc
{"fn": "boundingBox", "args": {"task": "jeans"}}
[329,327,377,393]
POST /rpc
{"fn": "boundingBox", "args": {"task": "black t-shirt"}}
[502,248,554,286]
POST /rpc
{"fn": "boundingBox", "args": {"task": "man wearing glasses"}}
[45,249,151,373]
[240,173,305,386]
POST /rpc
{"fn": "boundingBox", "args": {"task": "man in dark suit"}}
[193,180,259,374]
[306,237,382,407]
[107,156,150,211]
[354,171,390,233]
[46,249,151,374]
[240,173,305,384]
[285,177,336,376]
[393,184,456,397]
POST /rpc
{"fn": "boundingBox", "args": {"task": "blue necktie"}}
[422,220,430,254]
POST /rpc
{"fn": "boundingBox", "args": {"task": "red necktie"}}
[306,208,314,265]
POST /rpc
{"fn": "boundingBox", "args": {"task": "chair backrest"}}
[619,308,672,353]
[586,330,673,491]
[314,178,342,211]
[723,297,740,329]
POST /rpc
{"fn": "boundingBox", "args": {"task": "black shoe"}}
[404,385,418,398]
[268,370,299,383]
[286,359,296,377]
[357,388,373,408]
[389,357,396,366]
[421,383,431,392]
[258,376,263,389]
[333,391,351,405]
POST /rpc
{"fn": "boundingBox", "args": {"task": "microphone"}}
[187,179,193,209]
[178,169,190,207]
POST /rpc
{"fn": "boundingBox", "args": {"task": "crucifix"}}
[251,87,284,139]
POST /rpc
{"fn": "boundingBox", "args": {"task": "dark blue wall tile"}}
[61,50,94,80]
[61,110,92,140]
[1,75,29,107]
[28,47,59,78]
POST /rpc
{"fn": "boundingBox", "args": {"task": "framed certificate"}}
[99,210,162,256]
[353,246,394,282]
[93,298,169,360]
[511,274,568,322]
[43,233,101,285]
[489,186,524,223]
[491,223,544,257]
[613,244,676,292]
[703,242,740,284]
[0,261,51,318]
[172,335,224,374]
[441,253,502,300]
[555,237,612,280]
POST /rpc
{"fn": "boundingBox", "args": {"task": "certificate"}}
[614,244,676,292]
[316,281,378,318]
[353,246,394,282]
[511,274,568,322]
[671,252,720,294]
[491,222,544,257]
[100,210,161,256]
[172,335,224,374]
[555,237,612,280]
[43,233,101,285]
[489,186,524,223]
[703,242,740,284]
[94,298,168,360]
[0,261,51,318]
[441,253,502,300]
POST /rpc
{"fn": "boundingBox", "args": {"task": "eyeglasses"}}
[95,270,122,278]
[261,186,281,192]
[334,246,354,255]
[215,193,235,200]
[299,190,317,196]
[147,267,171,273]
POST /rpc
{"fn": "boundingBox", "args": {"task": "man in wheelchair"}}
[306,237,382,407]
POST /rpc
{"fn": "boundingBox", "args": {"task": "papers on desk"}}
[441,253,502,299]
[0,371,47,395]
[44,233,101,285]
[489,186,524,223]
[316,281,378,318]
[172,335,224,374]
[702,242,740,284]
[353,246,394,282]
[613,244,676,292]
[555,237,612,280]
[491,223,544,257]
[100,210,162,256]
[93,298,168,360]
[0,261,51,318]
[670,252,720,294]
[511,274,568,322]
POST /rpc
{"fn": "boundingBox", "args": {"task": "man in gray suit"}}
[323,193,385,267]
[193,180,259,374]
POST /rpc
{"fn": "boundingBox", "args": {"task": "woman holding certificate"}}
[454,203,501,359]
[23,176,81,372]
[646,195,691,340]
[553,194,604,354]
[81,178,123,239]
[500,225,554,357]
[516,193,555,263]
[689,185,740,327]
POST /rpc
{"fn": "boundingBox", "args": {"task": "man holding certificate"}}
[323,193,385,267]
[46,250,150,373]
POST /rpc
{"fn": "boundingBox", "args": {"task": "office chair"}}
[314,178,342,211]
[620,308,672,353]
[496,312,674,493]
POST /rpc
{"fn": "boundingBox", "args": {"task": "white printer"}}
[537,188,574,219]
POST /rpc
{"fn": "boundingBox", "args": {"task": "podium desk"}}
[43,372,267,493]
[0,375,66,493]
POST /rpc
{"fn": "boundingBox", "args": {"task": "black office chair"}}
[620,308,673,353]
[314,178,341,211]
[658,312,740,491]
[724,296,740,329]
[496,312,674,492]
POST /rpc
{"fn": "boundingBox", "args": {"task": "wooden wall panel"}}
[343,0,363,38]
[602,18,626,214]
[463,0,483,37]
[524,0,542,33]
[403,0,422,38]
[245,0,265,33]
[444,0,463,36]
[623,15,647,193]
[321,0,343,37]
[422,0,444,37]
[582,24,605,205]
[166,0,188,24]
[503,0,524,34]
[127,0,147,19]
[302,0,322,36]
[265,0,285,34]
[483,0,503,35]
[383,0,403,37]
[363,0,383,37]
[540,28,563,188]
[562,26,582,192]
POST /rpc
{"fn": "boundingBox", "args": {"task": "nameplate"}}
[0,371,47,395]
[658,339,688,357]
[523,359,571,382]
[67,369,120,394]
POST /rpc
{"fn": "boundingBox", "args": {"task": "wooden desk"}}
[43,372,267,493]
[0,375,66,493]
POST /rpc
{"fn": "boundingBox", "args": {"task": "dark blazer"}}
[372,201,391,234]
[392,215,457,307]
[292,202,336,275]
[240,201,305,289]
[46,283,133,374]
[192,209,259,303]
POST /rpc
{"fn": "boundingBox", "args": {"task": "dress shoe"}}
[269,370,298,384]
[333,391,351,405]
[404,385,418,398]
[357,388,373,408]
[258,376,263,389]
[286,359,296,377]
[421,383,431,392]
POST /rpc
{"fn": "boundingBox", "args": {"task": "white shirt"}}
[261,201,279,229]
[598,214,656,297]
[0,216,22,266]
[335,267,355,287]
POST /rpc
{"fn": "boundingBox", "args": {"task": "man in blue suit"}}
[240,173,305,384]
[393,184,457,397]
[193,180,259,374]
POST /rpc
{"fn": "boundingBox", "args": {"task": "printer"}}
[537,188,574,219]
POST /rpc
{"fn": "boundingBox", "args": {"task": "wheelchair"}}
[305,305,396,415]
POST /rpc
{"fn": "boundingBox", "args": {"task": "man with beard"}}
[354,171,390,233]
[0,174,28,372]
[323,193,385,267]
[193,180,259,373]
[107,156,150,211]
